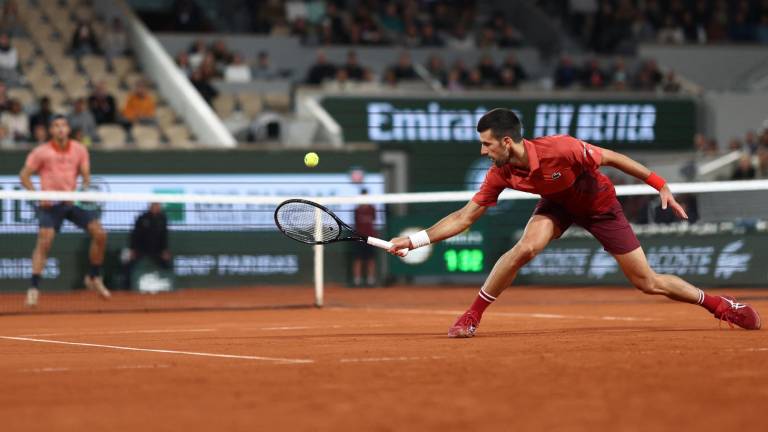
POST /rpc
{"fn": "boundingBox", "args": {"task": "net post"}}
[313,208,324,307]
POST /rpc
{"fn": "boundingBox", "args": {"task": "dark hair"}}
[476,108,522,142]
[48,114,67,126]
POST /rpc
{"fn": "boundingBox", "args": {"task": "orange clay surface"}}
[1,285,767,432]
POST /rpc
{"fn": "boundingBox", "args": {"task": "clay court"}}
[2,285,766,432]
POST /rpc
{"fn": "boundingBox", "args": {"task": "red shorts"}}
[533,198,641,255]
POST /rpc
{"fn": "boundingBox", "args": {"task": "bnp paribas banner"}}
[321,96,696,149]
[516,234,767,287]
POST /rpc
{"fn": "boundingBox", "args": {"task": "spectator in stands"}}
[175,51,193,77]
[342,50,366,81]
[124,202,171,289]
[0,32,19,85]
[0,123,10,147]
[610,58,629,90]
[446,68,464,91]
[731,155,756,180]
[122,80,156,124]
[745,130,760,155]
[464,68,484,89]
[662,70,682,93]
[187,39,206,70]
[757,14,768,43]
[581,58,606,89]
[656,14,685,44]
[31,123,47,146]
[420,22,444,47]
[190,68,217,105]
[0,80,9,111]
[498,24,524,47]
[446,23,475,50]
[198,52,221,80]
[320,2,346,44]
[497,67,519,89]
[67,98,97,145]
[0,98,27,144]
[425,54,447,86]
[381,69,398,88]
[210,39,233,65]
[224,53,252,83]
[88,82,118,125]
[501,54,527,85]
[634,59,663,91]
[70,21,101,57]
[252,51,278,80]
[477,54,499,85]
[305,50,336,85]
[389,52,417,82]
[29,96,53,132]
[379,2,405,36]
[401,22,421,48]
[0,0,23,37]
[103,17,129,62]
[477,28,498,49]
[554,56,578,89]
[172,0,205,31]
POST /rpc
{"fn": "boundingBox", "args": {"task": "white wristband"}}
[408,230,431,249]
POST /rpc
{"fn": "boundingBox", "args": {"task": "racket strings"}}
[276,202,340,243]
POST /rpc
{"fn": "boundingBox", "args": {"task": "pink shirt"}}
[25,140,89,191]
[473,135,617,215]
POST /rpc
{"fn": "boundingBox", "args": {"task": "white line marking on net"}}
[19,329,217,337]
[329,307,656,322]
[0,336,314,364]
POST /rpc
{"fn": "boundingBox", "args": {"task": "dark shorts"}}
[533,199,641,255]
[351,240,376,260]
[38,203,97,232]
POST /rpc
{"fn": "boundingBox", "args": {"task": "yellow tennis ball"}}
[304,152,319,168]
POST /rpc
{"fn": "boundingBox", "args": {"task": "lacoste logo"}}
[552,172,562,180]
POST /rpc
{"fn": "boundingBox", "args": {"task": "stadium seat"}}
[97,125,127,149]
[164,124,192,147]
[238,92,263,117]
[8,87,35,109]
[213,93,236,118]
[111,56,134,77]
[155,106,176,128]
[263,92,291,113]
[133,125,162,149]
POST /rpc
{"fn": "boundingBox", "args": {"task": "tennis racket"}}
[274,199,408,255]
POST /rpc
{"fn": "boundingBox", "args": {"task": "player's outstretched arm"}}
[19,166,35,191]
[601,148,688,220]
[388,200,487,254]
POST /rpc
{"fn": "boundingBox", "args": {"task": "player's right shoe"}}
[714,296,761,330]
[448,310,480,338]
[25,288,39,307]
[84,276,112,299]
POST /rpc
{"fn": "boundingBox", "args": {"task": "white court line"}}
[0,336,314,364]
[19,329,217,337]
[19,364,173,373]
[329,307,656,322]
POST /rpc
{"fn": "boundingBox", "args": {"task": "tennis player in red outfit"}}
[387,108,761,337]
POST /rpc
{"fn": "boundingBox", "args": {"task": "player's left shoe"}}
[448,310,480,338]
[714,296,761,330]
[84,276,112,300]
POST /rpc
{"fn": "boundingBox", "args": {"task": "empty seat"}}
[213,93,235,118]
[97,125,127,149]
[132,125,162,149]
[81,55,107,78]
[155,106,176,128]
[164,124,192,147]
[8,87,35,108]
[263,92,291,113]
[111,56,134,77]
[238,92,263,117]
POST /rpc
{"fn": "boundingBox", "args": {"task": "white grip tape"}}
[367,237,409,256]
[408,230,431,249]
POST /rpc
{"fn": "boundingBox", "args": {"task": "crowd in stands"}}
[540,0,768,53]
[0,0,163,149]
[553,56,681,91]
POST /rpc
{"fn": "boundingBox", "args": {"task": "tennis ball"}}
[304,152,319,168]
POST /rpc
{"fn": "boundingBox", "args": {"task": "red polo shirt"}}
[472,135,617,216]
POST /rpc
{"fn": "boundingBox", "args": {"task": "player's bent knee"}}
[630,274,661,295]
[510,242,541,266]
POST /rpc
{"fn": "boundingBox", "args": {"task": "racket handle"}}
[367,236,409,256]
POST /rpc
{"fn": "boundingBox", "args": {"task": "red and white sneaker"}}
[448,310,480,338]
[84,276,112,300]
[714,296,761,330]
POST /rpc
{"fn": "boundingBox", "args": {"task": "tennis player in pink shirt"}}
[388,108,760,337]
[19,115,110,306]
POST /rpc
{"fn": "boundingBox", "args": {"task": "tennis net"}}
[1,178,767,314]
